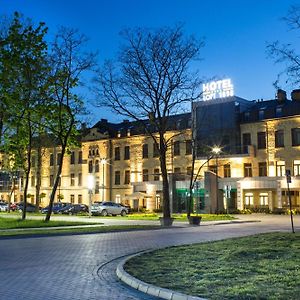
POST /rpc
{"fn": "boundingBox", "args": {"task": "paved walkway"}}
[0,215,298,300]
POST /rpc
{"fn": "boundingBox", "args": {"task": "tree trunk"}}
[45,144,65,222]
[159,137,171,219]
[35,145,42,212]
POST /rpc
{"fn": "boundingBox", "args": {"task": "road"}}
[0,215,298,300]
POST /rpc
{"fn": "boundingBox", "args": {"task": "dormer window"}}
[258,109,264,120]
[276,107,283,118]
[117,130,121,138]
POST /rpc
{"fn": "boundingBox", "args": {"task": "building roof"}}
[91,112,191,138]
[240,98,300,123]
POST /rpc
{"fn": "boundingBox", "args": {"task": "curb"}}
[116,252,206,300]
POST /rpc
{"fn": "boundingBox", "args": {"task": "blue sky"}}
[1,0,298,123]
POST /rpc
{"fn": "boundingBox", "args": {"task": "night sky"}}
[1,0,298,123]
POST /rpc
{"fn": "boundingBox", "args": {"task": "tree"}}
[44,27,96,221]
[96,25,204,221]
[267,5,300,88]
[0,13,50,219]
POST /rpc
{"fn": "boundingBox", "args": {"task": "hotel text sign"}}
[202,79,234,101]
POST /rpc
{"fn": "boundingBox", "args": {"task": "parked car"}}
[9,203,18,211]
[18,202,39,213]
[120,204,131,214]
[60,204,88,215]
[41,203,69,214]
[91,201,128,216]
[0,202,8,212]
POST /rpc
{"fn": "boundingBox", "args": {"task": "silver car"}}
[91,201,128,216]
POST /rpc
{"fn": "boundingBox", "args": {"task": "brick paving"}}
[0,215,298,300]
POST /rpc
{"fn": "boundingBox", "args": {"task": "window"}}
[124,170,130,184]
[88,160,93,173]
[244,111,250,121]
[115,195,121,203]
[276,107,283,117]
[57,153,62,165]
[50,175,54,187]
[245,193,254,206]
[174,167,181,174]
[95,181,100,194]
[115,147,120,160]
[31,176,35,187]
[115,171,120,185]
[154,168,160,181]
[276,161,285,177]
[95,160,100,173]
[244,163,252,177]
[50,153,54,166]
[209,165,217,174]
[70,151,75,164]
[275,130,284,148]
[257,132,266,149]
[31,156,36,168]
[259,193,268,206]
[78,194,82,204]
[258,109,264,120]
[223,164,231,178]
[291,128,300,146]
[124,146,130,160]
[70,173,75,186]
[78,151,82,164]
[142,169,149,182]
[294,160,300,176]
[242,133,251,153]
[78,173,82,186]
[185,140,192,155]
[173,141,180,156]
[153,143,159,158]
[70,194,75,204]
[142,144,148,158]
[187,166,192,176]
[259,162,267,177]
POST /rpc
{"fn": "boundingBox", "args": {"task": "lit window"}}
[276,161,285,177]
[294,160,300,176]
[245,193,253,206]
[259,193,268,206]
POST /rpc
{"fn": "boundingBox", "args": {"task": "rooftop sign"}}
[202,78,234,101]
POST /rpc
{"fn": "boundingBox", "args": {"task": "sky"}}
[1,0,299,124]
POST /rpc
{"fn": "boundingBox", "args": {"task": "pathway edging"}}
[116,252,206,300]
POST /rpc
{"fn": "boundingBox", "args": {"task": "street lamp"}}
[87,174,95,218]
[100,158,107,202]
[211,146,221,213]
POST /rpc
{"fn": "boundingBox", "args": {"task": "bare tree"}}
[45,27,96,221]
[267,5,300,87]
[96,25,204,222]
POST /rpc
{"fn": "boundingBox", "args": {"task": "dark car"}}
[18,202,39,212]
[60,204,88,215]
[41,203,69,214]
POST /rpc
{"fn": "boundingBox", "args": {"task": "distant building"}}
[1,89,300,213]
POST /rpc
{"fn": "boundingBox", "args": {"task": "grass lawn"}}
[103,213,237,222]
[124,232,300,300]
[0,224,161,237]
[0,216,102,229]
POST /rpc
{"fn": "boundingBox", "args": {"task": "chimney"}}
[277,89,287,102]
[291,89,300,101]
[123,119,129,123]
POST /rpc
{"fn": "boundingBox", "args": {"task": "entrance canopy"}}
[124,192,152,200]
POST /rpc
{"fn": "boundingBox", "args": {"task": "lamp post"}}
[87,174,95,218]
[100,158,106,202]
[212,146,221,213]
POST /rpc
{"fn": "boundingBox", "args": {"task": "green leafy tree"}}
[0,13,50,219]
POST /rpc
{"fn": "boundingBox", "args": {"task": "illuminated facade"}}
[1,89,300,213]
